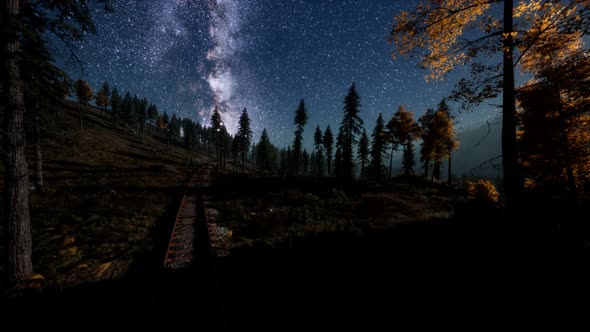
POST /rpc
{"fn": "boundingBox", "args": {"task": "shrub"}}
[465,179,499,203]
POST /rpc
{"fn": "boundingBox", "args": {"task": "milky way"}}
[201,0,252,133]
[64,0,490,149]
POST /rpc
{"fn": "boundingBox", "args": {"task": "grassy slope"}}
[0,101,212,288]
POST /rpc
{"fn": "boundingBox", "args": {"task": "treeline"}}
[237,83,459,182]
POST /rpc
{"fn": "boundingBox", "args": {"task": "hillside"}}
[0,100,212,288]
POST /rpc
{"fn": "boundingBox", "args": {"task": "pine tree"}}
[137,98,148,143]
[370,113,387,181]
[293,99,308,176]
[313,125,324,176]
[256,129,274,173]
[302,149,310,176]
[323,126,334,176]
[357,129,370,179]
[210,107,223,169]
[110,87,121,124]
[237,108,253,172]
[338,83,364,179]
[73,79,93,132]
[147,104,158,143]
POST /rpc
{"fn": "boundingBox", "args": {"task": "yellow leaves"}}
[94,261,113,278]
[465,179,499,203]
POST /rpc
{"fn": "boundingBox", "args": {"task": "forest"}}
[1,0,590,330]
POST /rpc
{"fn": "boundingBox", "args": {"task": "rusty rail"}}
[163,164,229,270]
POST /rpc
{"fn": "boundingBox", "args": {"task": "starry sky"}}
[63,0,494,149]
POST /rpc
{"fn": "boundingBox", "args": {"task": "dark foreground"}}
[3,200,590,331]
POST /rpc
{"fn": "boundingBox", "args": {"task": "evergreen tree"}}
[210,107,223,169]
[293,99,308,175]
[137,98,148,142]
[121,92,136,127]
[147,104,158,143]
[237,108,253,172]
[369,113,387,181]
[334,146,343,178]
[73,79,93,132]
[256,129,274,173]
[110,87,121,124]
[302,149,310,176]
[338,83,363,179]
[279,148,289,176]
[169,114,181,136]
[357,129,370,179]
[323,126,334,176]
[313,125,324,176]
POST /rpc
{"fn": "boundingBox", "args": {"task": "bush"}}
[465,179,499,203]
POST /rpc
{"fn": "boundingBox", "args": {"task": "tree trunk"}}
[502,0,522,207]
[433,160,441,180]
[423,160,429,178]
[327,154,331,176]
[388,145,395,180]
[34,117,43,188]
[2,0,33,282]
[447,149,452,183]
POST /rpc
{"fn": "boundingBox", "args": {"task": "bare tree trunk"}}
[447,149,452,183]
[502,0,522,207]
[388,145,395,180]
[433,160,441,180]
[423,160,430,178]
[2,0,33,282]
[34,116,43,189]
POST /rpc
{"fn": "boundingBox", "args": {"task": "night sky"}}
[63,0,495,149]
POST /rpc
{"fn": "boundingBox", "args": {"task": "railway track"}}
[163,164,230,270]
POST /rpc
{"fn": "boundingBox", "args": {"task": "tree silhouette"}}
[74,79,93,132]
[147,104,158,143]
[110,87,121,124]
[357,129,370,179]
[210,107,224,169]
[237,108,253,172]
[314,125,324,176]
[293,99,308,176]
[418,108,436,178]
[256,129,276,174]
[370,113,387,181]
[95,82,110,117]
[338,83,364,179]
[323,126,334,176]
[388,105,420,176]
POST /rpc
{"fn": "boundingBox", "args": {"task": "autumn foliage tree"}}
[95,81,110,117]
[388,105,420,176]
[388,0,590,205]
[74,79,93,132]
